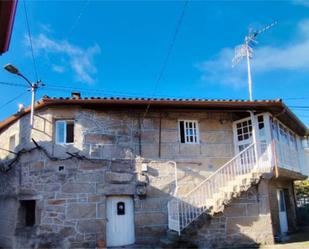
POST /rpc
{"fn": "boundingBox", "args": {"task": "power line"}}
[284,97,309,100]
[0,81,29,88]
[67,0,90,38]
[22,0,39,81]
[0,92,28,110]
[289,106,309,109]
[143,0,189,119]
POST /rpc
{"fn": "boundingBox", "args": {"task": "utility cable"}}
[67,0,90,38]
[22,0,39,81]
[0,92,28,110]
[143,0,189,119]
[0,81,28,88]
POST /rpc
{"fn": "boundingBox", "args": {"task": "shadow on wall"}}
[166,181,274,249]
[0,111,274,248]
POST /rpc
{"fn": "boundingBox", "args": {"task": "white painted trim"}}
[263,113,274,166]
[177,119,200,144]
[55,119,75,145]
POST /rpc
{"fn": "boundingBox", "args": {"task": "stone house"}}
[0,94,308,248]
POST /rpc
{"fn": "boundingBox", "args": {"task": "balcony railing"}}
[273,141,301,172]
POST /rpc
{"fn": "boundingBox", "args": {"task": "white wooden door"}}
[106,196,135,247]
[277,189,288,234]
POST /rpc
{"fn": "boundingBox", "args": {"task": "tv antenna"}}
[232,21,277,101]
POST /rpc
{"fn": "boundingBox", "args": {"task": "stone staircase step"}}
[166,230,179,240]
[159,238,176,248]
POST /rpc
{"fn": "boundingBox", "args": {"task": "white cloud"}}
[25,33,101,83]
[52,65,65,73]
[197,19,309,88]
[293,0,309,7]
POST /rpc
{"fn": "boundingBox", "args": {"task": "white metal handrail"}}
[168,143,258,234]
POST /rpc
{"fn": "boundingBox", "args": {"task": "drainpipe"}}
[248,111,260,171]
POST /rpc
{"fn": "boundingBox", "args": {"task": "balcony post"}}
[249,111,260,171]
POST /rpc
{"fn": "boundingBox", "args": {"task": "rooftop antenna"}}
[232,21,277,101]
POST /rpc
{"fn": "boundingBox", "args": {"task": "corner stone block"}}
[77,219,105,234]
[135,212,167,226]
[110,160,133,173]
[62,182,95,193]
[79,161,109,170]
[29,161,45,171]
[105,171,134,184]
[67,203,96,219]
[97,183,135,195]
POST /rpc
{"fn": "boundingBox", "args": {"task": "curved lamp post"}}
[4,63,44,127]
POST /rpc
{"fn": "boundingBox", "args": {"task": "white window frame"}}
[178,120,200,144]
[55,120,75,145]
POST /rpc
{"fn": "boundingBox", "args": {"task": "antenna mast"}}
[232,21,277,101]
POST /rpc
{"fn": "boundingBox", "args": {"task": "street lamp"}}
[4,63,44,127]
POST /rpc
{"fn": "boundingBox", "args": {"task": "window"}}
[19,200,36,227]
[9,134,16,151]
[179,120,199,144]
[257,115,265,137]
[236,119,252,141]
[117,202,125,215]
[55,120,74,144]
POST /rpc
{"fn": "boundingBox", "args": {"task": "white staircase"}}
[168,143,262,235]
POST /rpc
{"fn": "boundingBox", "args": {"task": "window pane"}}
[56,121,65,144]
[180,120,198,144]
[66,122,74,143]
[279,191,286,212]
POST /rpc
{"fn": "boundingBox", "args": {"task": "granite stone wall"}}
[268,178,298,237]
[189,179,275,248]
[0,107,281,248]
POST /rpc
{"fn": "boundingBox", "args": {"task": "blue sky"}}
[0,0,309,126]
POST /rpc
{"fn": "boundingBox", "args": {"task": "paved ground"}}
[260,226,309,249]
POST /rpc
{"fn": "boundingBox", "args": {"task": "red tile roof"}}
[0,0,18,55]
[0,96,307,136]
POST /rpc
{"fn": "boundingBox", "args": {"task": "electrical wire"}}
[0,81,29,88]
[0,92,28,110]
[289,106,309,109]
[143,0,189,119]
[67,0,90,38]
[22,0,39,81]
[284,97,309,100]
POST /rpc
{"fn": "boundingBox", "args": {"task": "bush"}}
[295,181,309,225]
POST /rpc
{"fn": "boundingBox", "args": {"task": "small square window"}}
[55,120,74,144]
[179,120,199,144]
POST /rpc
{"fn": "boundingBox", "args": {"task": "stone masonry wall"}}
[268,178,298,237]
[187,179,274,248]
[0,106,248,248]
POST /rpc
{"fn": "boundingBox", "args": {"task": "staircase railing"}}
[168,143,257,234]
